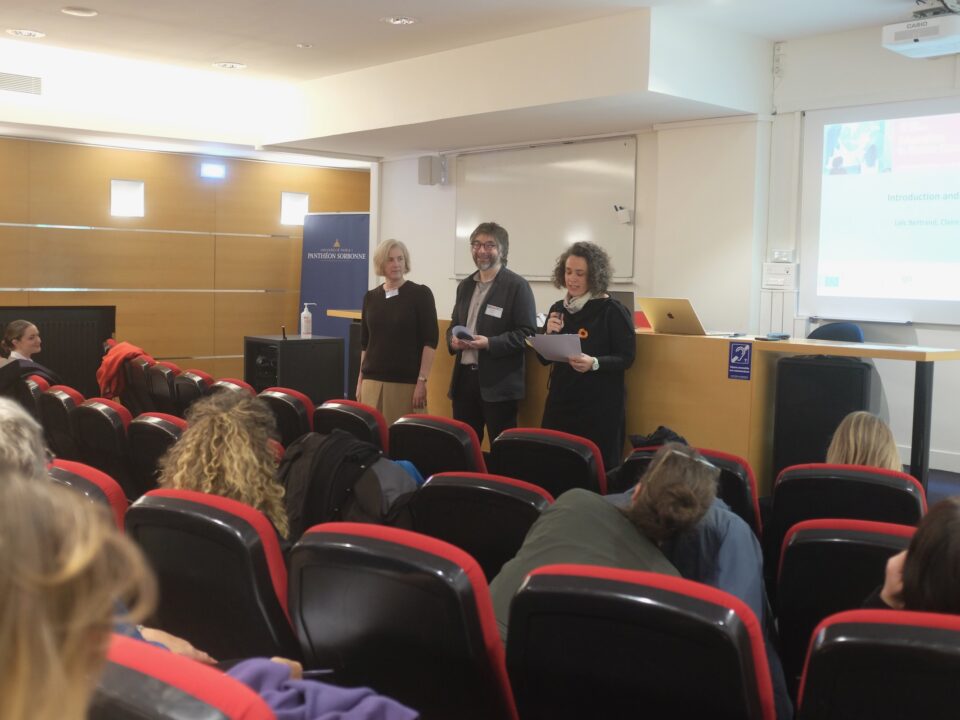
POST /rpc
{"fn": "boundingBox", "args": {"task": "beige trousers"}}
[359,379,420,427]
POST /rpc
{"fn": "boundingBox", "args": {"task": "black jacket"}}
[446,265,536,402]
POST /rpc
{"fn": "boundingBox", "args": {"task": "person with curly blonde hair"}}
[0,476,156,720]
[158,391,289,537]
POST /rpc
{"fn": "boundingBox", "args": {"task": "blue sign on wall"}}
[300,213,370,395]
[728,341,752,381]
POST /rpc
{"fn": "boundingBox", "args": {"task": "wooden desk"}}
[380,319,960,490]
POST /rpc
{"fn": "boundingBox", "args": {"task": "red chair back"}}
[489,427,607,497]
[126,489,299,660]
[49,458,127,530]
[92,634,274,719]
[389,414,487,478]
[289,522,518,719]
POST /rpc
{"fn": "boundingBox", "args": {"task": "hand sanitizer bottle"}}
[300,303,317,337]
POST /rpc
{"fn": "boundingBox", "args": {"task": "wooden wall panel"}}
[216,161,370,235]
[1,139,369,382]
[0,139,29,223]
[0,291,30,307]
[0,228,30,287]
[28,143,216,231]
[213,291,299,356]
[28,228,215,289]
[215,235,301,290]
[212,358,244,380]
[29,291,216,360]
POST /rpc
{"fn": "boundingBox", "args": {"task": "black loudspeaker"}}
[772,356,873,481]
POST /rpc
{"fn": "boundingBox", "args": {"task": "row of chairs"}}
[79,485,959,720]
[52,452,553,580]
[104,486,772,719]
[95,488,960,720]
[26,375,295,500]
[53,449,944,718]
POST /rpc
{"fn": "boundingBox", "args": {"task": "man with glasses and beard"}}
[447,222,536,445]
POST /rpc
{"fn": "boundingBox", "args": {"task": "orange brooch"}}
[578,328,589,339]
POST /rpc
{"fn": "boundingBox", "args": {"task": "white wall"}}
[380,118,766,341]
[770,26,960,472]
[653,117,770,333]
[379,129,662,322]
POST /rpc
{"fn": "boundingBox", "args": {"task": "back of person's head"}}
[1,319,33,359]
[0,475,155,720]
[623,442,718,543]
[158,391,288,536]
[825,411,901,472]
[902,497,960,614]
[0,397,49,480]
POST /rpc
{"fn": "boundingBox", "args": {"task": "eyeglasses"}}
[470,241,498,252]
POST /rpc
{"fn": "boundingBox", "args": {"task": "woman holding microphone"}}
[357,239,438,426]
[540,241,635,471]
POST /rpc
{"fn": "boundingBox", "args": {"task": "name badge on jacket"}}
[385,288,399,298]
[485,304,504,319]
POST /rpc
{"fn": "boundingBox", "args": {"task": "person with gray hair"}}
[0,397,50,480]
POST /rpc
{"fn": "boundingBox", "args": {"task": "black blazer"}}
[446,265,536,402]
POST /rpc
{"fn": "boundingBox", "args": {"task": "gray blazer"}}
[446,265,536,402]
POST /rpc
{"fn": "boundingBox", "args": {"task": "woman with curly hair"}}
[540,241,635,470]
[158,391,289,538]
[0,476,156,720]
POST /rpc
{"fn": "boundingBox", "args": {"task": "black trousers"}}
[451,365,518,446]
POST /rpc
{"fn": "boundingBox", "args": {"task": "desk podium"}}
[421,323,960,492]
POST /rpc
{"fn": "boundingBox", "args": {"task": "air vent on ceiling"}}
[0,71,41,95]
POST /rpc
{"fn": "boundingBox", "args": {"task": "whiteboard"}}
[454,137,636,280]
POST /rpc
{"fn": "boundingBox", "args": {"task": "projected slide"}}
[818,112,960,302]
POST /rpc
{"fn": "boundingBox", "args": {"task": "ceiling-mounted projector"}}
[882,15,960,57]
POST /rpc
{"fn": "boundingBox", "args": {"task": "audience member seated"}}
[0,397,49,480]
[0,477,156,720]
[869,496,960,613]
[826,410,901,471]
[157,391,289,539]
[489,443,715,640]
[0,319,62,385]
[0,466,417,720]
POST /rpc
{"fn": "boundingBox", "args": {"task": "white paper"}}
[450,325,474,341]
[529,333,582,362]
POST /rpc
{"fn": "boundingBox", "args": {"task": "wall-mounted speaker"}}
[417,155,446,185]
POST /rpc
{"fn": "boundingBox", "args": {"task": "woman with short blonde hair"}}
[158,391,289,537]
[358,238,439,425]
[826,411,901,472]
[0,477,155,720]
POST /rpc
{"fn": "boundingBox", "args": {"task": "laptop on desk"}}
[637,297,708,336]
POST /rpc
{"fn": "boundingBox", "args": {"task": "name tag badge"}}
[485,304,504,319]
[385,288,399,299]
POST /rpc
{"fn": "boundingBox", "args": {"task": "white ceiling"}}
[1,0,926,82]
[0,0,935,159]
